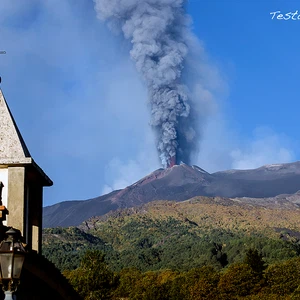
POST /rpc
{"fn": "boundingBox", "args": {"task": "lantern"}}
[0,229,26,299]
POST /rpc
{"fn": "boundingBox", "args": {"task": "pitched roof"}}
[0,89,52,186]
[0,89,31,159]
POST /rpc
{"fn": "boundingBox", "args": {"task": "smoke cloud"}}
[94,0,199,167]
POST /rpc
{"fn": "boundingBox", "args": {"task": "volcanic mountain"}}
[43,161,300,228]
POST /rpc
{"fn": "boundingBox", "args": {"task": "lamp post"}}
[0,229,26,300]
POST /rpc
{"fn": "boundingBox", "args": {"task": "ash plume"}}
[94,0,199,167]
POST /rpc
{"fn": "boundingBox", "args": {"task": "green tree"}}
[218,263,262,299]
[263,257,300,296]
[113,268,142,299]
[129,271,169,300]
[187,266,220,300]
[244,248,266,276]
[65,250,117,300]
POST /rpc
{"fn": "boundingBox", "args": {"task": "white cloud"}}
[196,119,297,173]
[101,184,113,195]
[101,131,160,194]
[230,127,295,170]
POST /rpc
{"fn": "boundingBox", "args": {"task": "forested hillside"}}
[42,196,300,299]
[43,197,300,271]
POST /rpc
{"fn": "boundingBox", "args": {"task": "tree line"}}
[64,249,300,300]
[43,224,300,273]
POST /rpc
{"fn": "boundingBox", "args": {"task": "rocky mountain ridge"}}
[43,161,300,228]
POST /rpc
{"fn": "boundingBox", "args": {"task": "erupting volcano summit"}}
[95,0,201,169]
[168,156,177,168]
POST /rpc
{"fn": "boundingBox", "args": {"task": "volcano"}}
[43,161,300,228]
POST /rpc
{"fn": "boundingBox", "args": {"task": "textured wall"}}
[7,167,25,234]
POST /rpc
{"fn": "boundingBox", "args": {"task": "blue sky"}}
[0,0,299,206]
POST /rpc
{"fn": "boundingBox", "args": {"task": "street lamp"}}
[0,229,26,300]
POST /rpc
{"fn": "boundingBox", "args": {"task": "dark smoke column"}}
[94,0,198,168]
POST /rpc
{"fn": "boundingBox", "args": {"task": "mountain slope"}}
[43,195,300,272]
[43,190,120,228]
[43,161,300,228]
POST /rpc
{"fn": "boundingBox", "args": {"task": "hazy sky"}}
[0,0,299,206]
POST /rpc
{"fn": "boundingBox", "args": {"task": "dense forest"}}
[63,249,300,299]
[42,198,300,299]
